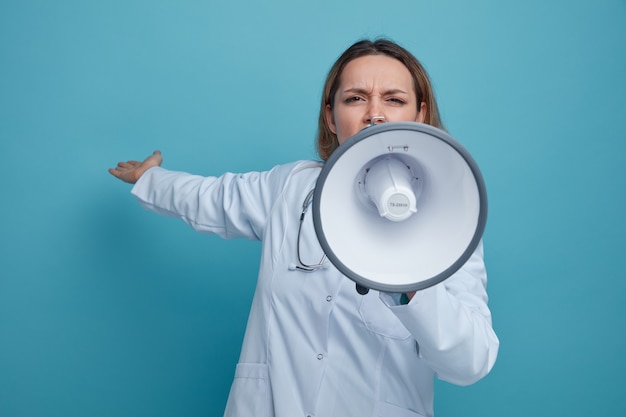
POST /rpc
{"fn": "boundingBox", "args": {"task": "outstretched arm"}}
[108,150,163,184]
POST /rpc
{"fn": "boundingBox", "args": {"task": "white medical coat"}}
[131,160,499,417]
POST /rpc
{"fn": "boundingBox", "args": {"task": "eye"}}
[345,96,364,104]
[387,97,406,105]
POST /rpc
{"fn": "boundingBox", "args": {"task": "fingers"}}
[108,151,163,184]
[116,160,141,169]
[108,165,132,181]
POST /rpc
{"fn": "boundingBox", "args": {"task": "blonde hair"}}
[317,39,444,160]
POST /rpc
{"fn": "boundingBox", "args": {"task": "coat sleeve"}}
[380,241,499,386]
[130,162,301,240]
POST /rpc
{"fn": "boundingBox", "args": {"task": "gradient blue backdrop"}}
[1,1,624,416]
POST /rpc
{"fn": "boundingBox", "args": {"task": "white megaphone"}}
[312,122,488,293]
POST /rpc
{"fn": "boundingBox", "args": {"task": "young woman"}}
[109,39,499,417]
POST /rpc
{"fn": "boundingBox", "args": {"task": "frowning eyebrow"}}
[341,87,410,96]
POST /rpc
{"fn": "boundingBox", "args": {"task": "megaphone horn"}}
[312,122,487,293]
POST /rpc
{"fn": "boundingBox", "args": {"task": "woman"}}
[109,39,499,417]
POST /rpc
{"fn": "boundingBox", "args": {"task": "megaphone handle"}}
[356,284,370,295]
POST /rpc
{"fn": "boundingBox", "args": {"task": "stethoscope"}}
[291,188,328,272]
[292,187,371,295]
[290,116,387,273]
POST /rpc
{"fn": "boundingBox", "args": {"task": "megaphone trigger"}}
[356,284,370,295]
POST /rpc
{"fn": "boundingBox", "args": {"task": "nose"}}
[365,98,386,126]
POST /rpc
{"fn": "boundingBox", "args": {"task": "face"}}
[326,55,426,144]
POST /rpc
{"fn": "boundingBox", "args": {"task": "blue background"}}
[1,0,625,416]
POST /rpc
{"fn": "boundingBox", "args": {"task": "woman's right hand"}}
[108,150,163,184]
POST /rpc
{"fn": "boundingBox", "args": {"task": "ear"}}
[325,104,337,134]
[416,102,427,123]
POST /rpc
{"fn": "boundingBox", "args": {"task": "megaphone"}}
[312,122,487,293]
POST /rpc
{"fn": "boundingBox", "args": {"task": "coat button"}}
[326,295,333,302]
[317,353,324,360]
